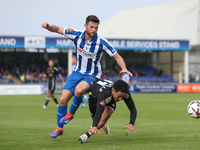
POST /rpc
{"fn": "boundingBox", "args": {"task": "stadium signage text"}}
[46,38,74,48]
[0,84,63,95]
[0,36,189,51]
[1,83,200,95]
[56,39,74,47]
[0,38,16,46]
[108,39,189,50]
[134,84,177,93]
[0,36,24,48]
[111,40,180,49]
[0,85,43,95]
[177,84,200,93]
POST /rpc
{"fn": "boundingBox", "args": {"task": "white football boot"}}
[42,105,47,109]
[102,122,110,136]
[78,134,88,143]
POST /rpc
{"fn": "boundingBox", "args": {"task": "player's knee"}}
[59,97,67,105]
[75,87,84,96]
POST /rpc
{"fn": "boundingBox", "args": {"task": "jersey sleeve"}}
[101,38,117,57]
[124,93,137,125]
[54,67,59,75]
[92,94,106,127]
[63,28,82,40]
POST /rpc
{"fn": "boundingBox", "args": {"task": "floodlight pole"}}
[184,51,189,83]
[68,49,73,75]
[194,0,200,75]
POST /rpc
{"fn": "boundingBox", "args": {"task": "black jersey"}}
[46,67,59,86]
[90,79,137,127]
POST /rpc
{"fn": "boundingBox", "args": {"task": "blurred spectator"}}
[33,72,39,83]
[20,72,25,83]
[61,68,67,77]
[25,69,32,83]
[3,72,7,79]
[154,70,159,77]
[189,75,195,82]
[158,69,163,77]
[141,71,146,77]
[149,70,154,77]
[195,75,200,82]
[161,72,166,77]
[132,70,138,77]
[182,74,185,83]
[137,69,143,77]
[0,70,4,79]
[0,58,176,84]
[128,65,135,73]
[122,73,130,84]
[2,72,12,83]
[0,72,3,79]
[15,67,20,77]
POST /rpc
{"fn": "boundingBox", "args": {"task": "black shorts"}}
[48,83,55,94]
[88,94,116,117]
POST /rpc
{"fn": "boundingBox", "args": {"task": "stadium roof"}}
[98,0,199,46]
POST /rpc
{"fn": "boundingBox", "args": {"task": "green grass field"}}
[1,93,200,150]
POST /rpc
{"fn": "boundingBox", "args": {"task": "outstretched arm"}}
[123,124,135,133]
[39,73,47,78]
[41,22,63,35]
[113,53,133,77]
[87,97,106,134]
[87,126,101,135]
[123,93,137,133]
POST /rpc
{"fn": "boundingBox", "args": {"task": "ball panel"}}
[187,100,200,118]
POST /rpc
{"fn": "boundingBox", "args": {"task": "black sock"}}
[45,97,50,106]
[85,131,93,138]
[53,97,58,104]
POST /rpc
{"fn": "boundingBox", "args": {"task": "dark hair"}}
[86,15,100,24]
[113,80,130,93]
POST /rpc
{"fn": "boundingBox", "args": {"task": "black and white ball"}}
[187,100,200,118]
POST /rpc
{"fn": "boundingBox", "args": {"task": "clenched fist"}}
[41,22,49,28]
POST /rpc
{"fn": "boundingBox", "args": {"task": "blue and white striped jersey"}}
[63,28,117,79]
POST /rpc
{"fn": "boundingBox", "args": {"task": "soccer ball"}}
[187,100,200,118]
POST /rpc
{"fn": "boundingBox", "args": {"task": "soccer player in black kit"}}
[40,59,65,109]
[78,79,137,143]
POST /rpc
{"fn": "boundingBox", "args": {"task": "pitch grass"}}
[0,93,200,150]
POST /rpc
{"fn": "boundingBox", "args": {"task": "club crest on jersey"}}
[67,28,73,33]
[100,101,106,106]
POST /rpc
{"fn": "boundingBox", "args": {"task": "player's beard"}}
[86,30,96,38]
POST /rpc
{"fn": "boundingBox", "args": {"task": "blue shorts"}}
[63,71,100,93]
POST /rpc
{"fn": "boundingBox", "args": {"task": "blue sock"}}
[81,96,85,104]
[57,104,67,129]
[69,95,82,115]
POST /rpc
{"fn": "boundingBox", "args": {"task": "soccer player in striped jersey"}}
[41,15,133,138]
[70,55,88,108]
[40,59,65,109]
[78,79,137,143]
